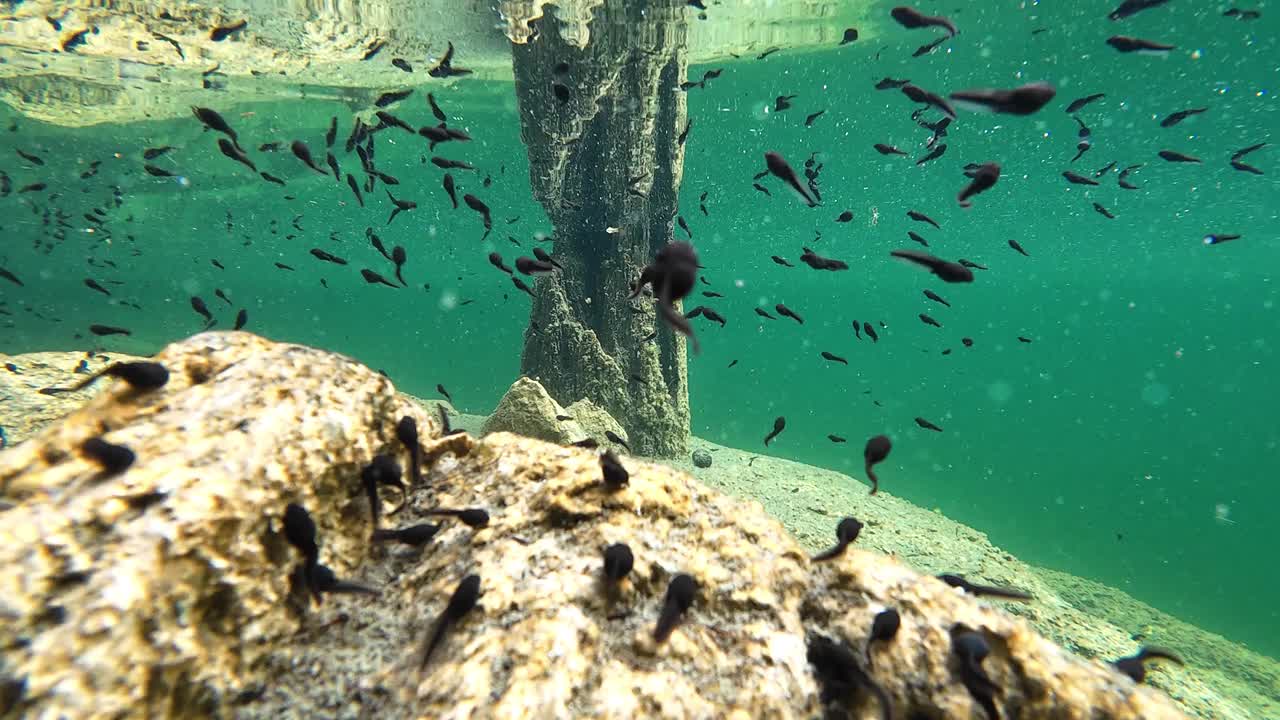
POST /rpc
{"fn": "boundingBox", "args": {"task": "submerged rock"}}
[480,376,628,450]
[564,397,628,449]
[692,448,713,468]
[0,332,443,717]
[0,351,142,445]
[480,375,579,444]
[0,333,1190,719]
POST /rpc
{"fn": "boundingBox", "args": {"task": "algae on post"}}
[509,0,692,457]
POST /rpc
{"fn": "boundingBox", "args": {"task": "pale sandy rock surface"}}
[478,376,632,451]
[563,396,629,450]
[1,336,1261,719]
[672,437,1280,720]
[232,425,1188,720]
[1032,568,1280,720]
[0,332,441,717]
[480,375,580,444]
[0,350,142,446]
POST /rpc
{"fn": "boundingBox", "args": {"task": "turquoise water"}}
[1,0,1277,665]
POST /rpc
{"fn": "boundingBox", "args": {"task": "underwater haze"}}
[2,0,1278,679]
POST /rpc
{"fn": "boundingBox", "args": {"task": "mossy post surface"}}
[511,0,691,457]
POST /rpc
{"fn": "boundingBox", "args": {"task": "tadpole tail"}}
[408,444,423,487]
[657,300,701,355]
[1138,646,1185,666]
[419,618,448,671]
[810,542,846,562]
[653,603,681,643]
[71,373,101,391]
[363,473,380,529]
[328,580,380,596]
[975,583,1034,601]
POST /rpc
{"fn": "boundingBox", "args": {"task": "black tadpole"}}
[426,508,490,527]
[630,241,701,354]
[763,416,786,446]
[307,563,379,601]
[361,454,405,528]
[811,517,863,561]
[1112,646,1184,683]
[71,361,169,392]
[951,627,1000,720]
[763,151,819,206]
[865,608,901,667]
[600,450,629,490]
[420,574,482,671]
[938,574,1033,601]
[604,430,631,453]
[396,416,422,486]
[602,543,634,583]
[863,435,891,495]
[890,249,974,283]
[371,522,441,547]
[436,404,466,436]
[654,573,698,643]
[392,245,408,286]
[80,437,135,477]
[283,502,319,567]
[807,634,892,720]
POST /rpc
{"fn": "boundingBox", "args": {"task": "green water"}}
[1,0,1277,668]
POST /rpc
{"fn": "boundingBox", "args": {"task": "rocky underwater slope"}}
[0,331,1251,719]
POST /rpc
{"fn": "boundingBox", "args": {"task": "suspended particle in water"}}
[1140,383,1170,406]
[1214,503,1235,525]
[986,380,1012,405]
